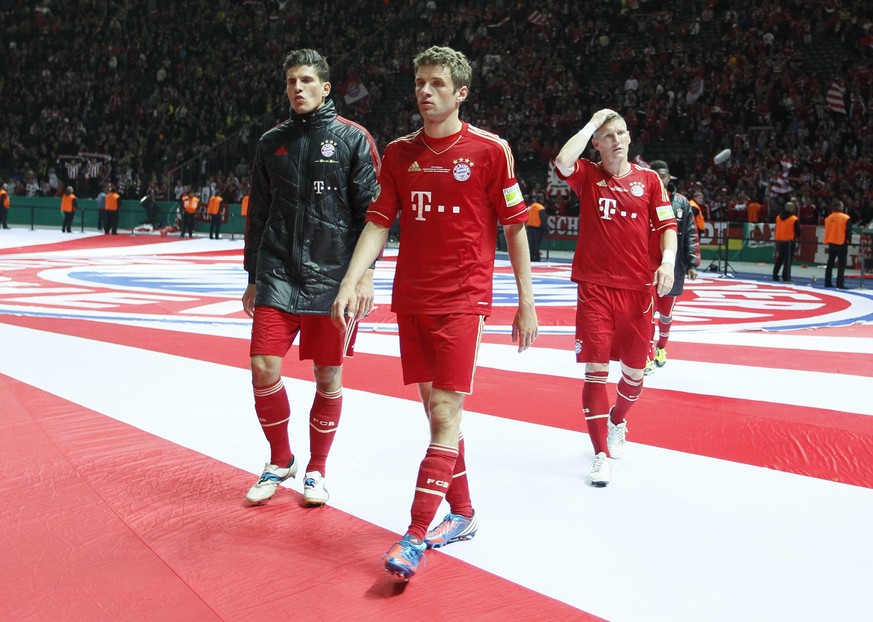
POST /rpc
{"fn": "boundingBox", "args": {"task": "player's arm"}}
[554,108,617,176]
[332,222,388,330]
[655,228,677,297]
[503,222,538,352]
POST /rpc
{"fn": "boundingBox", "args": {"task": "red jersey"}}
[367,122,527,315]
[559,160,676,292]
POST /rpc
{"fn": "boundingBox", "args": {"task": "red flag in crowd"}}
[826,81,847,114]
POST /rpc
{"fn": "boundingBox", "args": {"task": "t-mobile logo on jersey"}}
[598,197,637,220]
[411,190,461,221]
[313,181,337,194]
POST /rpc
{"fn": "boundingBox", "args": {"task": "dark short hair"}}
[649,159,669,174]
[283,49,330,82]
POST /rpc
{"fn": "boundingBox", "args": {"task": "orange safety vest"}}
[824,212,850,245]
[182,194,200,214]
[0,189,9,209]
[527,202,545,228]
[774,214,798,241]
[207,195,223,216]
[61,194,77,212]
[105,192,120,211]
[241,194,249,217]
[689,199,706,231]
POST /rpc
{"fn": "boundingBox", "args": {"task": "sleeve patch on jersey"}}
[656,204,674,221]
[503,183,523,207]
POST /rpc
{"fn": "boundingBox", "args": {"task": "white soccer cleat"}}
[303,471,330,507]
[589,452,612,487]
[246,459,298,504]
[607,419,628,460]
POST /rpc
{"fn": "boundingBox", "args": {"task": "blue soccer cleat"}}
[424,512,478,549]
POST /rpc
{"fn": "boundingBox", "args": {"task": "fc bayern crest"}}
[321,142,336,158]
[453,158,473,182]
[630,181,645,197]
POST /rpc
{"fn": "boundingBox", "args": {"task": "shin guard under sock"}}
[306,387,342,476]
[253,378,292,467]
[407,443,458,541]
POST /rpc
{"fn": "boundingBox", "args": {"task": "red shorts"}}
[250,305,357,366]
[575,282,654,369]
[396,313,483,394]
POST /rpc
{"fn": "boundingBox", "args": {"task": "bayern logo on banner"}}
[826,81,847,114]
[547,160,570,197]
[343,79,369,105]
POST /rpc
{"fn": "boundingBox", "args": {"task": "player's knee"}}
[251,355,281,386]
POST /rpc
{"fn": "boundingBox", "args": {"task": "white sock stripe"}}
[260,416,290,428]
[620,375,644,387]
[617,389,641,402]
[253,379,284,397]
[316,387,343,399]
[452,470,467,479]
[584,374,608,384]
[428,443,459,456]
[414,487,447,498]
[585,413,610,421]
[309,423,338,434]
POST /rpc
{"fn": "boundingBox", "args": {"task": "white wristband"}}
[661,249,676,266]
[582,122,597,136]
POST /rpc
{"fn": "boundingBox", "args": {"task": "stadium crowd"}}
[1,0,871,226]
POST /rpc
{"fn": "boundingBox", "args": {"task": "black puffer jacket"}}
[244,99,380,313]
[666,189,699,297]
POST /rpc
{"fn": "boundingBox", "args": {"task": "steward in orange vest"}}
[690,191,706,235]
[179,188,199,238]
[61,186,77,233]
[772,200,799,282]
[104,186,121,235]
[208,194,224,240]
[0,182,10,229]
[824,200,852,288]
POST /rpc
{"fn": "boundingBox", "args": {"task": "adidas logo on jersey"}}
[408,161,421,172]
[597,180,608,187]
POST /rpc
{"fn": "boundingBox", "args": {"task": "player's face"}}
[414,64,467,124]
[286,65,330,115]
[592,120,631,164]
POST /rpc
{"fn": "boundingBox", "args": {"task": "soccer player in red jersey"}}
[332,46,538,581]
[554,109,677,487]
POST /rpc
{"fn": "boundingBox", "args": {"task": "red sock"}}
[656,318,671,350]
[612,371,644,424]
[445,433,473,517]
[583,371,610,455]
[306,387,342,476]
[253,379,292,467]
[407,443,458,541]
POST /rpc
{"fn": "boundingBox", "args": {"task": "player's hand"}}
[687,267,698,280]
[590,108,618,130]
[654,263,675,297]
[241,283,256,318]
[353,269,375,320]
[331,283,358,332]
[511,303,538,353]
